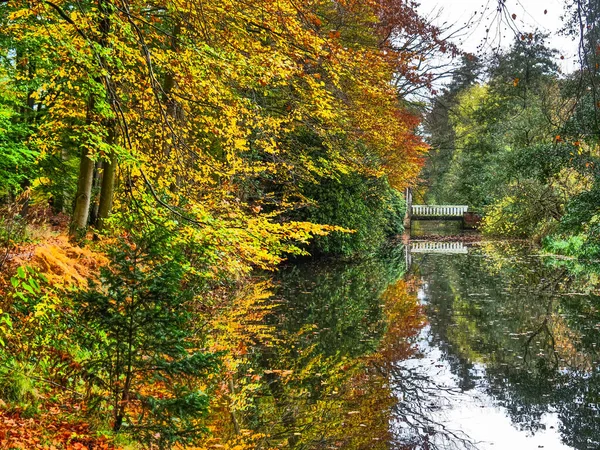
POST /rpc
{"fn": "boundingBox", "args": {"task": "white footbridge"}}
[411,205,469,218]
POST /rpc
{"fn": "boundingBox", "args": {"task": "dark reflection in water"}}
[410,220,465,237]
[239,249,477,450]
[250,251,425,449]
[209,242,600,449]
[408,241,600,450]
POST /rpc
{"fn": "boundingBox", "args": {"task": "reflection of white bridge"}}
[405,241,469,269]
[410,241,469,254]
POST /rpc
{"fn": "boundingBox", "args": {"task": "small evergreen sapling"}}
[76,225,219,448]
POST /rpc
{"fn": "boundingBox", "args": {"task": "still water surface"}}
[403,240,600,449]
[266,241,600,449]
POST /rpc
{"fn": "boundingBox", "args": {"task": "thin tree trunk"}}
[70,0,114,238]
[97,149,117,229]
[53,146,70,214]
[70,89,97,239]
[95,0,116,230]
[161,21,183,192]
[70,147,95,239]
[89,160,103,226]
[403,187,412,230]
[228,378,241,435]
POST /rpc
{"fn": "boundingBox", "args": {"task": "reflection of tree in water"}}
[387,364,477,450]
[277,257,397,358]
[240,255,403,449]
[558,368,600,449]
[378,276,477,450]
[553,278,600,450]
[411,242,600,449]
[236,252,478,449]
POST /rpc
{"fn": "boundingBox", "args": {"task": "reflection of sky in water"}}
[394,262,576,449]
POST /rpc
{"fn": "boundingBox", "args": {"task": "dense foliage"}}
[295,173,405,256]
[0,0,449,447]
[422,6,600,257]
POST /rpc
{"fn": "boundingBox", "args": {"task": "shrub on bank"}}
[297,174,405,257]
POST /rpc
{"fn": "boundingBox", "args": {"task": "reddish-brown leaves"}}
[0,407,118,449]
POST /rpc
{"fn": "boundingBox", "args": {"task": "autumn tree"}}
[0,0,458,447]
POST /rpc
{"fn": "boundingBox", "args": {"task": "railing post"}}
[403,187,412,230]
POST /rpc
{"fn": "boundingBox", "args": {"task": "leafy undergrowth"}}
[0,405,118,449]
[0,226,120,449]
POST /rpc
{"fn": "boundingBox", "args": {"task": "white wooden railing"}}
[411,205,468,217]
[410,241,468,254]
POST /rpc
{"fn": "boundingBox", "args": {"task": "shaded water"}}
[240,242,600,449]
[410,220,465,237]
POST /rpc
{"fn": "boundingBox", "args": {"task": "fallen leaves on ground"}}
[0,407,119,450]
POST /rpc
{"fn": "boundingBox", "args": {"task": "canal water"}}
[403,240,600,449]
[256,240,600,449]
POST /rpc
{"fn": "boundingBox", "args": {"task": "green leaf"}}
[22,283,34,295]
[29,278,40,293]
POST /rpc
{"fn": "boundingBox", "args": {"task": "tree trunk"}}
[70,147,95,239]
[161,21,184,192]
[89,160,103,226]
[403,187,412,230]
[97,149,117,230]
[70,0,115,238]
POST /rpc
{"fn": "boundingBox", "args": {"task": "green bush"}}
[0,358,39,413]
[75,222,220,448]
[543,234,588,257]
[481,180,560,239]
[296,174,405,257]
[542,186,600,259]
[0,104,37,198]
[544,215,600,260]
